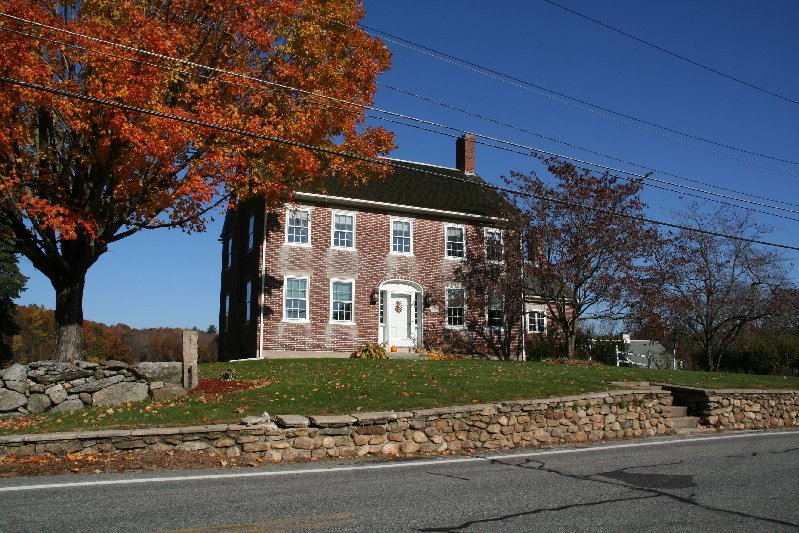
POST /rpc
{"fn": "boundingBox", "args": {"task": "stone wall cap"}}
[655,383,798,395]
[74,429,134,439]
[608,389,661,397]
[309,415,356,427]
[0,434,28,444]
[413,403,499,417]
[351,411,411,424]
[544,393,613,404]
[275,414,310,428]
[23,431,80,443]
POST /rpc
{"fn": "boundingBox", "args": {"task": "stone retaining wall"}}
[0,389,674,459]
[0,361,186,416]
[660,385,799,430]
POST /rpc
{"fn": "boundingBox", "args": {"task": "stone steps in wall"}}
[671,415,701,429]
[671,405,688,417]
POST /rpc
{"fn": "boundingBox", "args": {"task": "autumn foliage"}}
[0,1,394,360]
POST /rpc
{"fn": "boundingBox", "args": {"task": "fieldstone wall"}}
[0,360,186,416]
[660,385,799,430]
[0,389,675,459]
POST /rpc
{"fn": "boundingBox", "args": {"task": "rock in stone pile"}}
[0,360,186,416]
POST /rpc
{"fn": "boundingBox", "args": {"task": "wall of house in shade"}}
[218,198,264,360]
[258,202,518,355]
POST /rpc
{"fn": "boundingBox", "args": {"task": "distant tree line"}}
[8,305,218,365]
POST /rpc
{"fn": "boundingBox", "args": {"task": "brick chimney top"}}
[456,133,475,174]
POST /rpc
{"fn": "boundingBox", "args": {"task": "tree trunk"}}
[53,276,85,361]
[566,333,576,358]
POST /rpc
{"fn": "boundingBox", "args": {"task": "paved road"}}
[1,430,798,532]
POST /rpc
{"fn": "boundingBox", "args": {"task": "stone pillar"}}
[182,330,199,389]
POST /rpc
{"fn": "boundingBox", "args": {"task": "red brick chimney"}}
[456,133,475,174]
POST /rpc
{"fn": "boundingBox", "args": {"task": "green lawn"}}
[2,359,797,435]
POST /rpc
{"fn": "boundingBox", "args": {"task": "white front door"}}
[388,293,413,346]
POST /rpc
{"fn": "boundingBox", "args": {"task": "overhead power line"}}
[352,24,799,167]
[141,3,799,172]
[378,81,799,208]
[542,0,799,106]
[2,74,799,253]
[4,21,799,222]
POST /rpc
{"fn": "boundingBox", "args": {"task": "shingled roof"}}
[309,158,505,219]
[293,134,505,219]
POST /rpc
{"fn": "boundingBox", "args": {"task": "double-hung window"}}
[223,293,230,331]
[445,225,465,259]
[487,292,504,329]
[527,310,546,333]
[485,229,503,262]
[446,287,466,328]
[286,208,310,245]
[225,236,233,269]
[247,213,256,251]
[244,281,253,323]
[391,219,412,254]
[332,212,355,249]
[331,280,354,323]
[284,276,309,320]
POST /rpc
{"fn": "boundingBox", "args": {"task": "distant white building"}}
[619,333,672,369]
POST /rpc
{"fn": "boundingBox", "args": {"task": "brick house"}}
[218,135,551,360]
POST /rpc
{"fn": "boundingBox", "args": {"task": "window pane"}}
[331,281,353,322]
[285,278,307,320]
[446,227,464,257]
[447,288,465,327]
[486,230,502,261]
[392,221,411,253]
[487,293,503,327]
[333,214,354,248]
[287,210,309,243]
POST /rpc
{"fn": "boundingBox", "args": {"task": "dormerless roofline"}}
[294,192,501,222]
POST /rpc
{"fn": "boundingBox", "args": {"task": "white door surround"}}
[379,280,423,348]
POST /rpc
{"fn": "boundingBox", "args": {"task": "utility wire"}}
[144,3,799,175]
[379,81,799,209]
[542,0,799,106]
[4,21,798,222]
[3,74,799,253]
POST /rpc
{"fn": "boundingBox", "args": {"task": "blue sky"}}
[15,0,799,329]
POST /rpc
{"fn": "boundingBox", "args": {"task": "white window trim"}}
[225,236,233,270]
[444,224,466,260]
[284,207,312,247]
[390,216,414,256]
[282,275,310,323]
[526,307,547,334]
[486,293,505,330]
[247,213,256,251]
[330,211,357,251]
[329,278,356,325]
[444,283,467,330]
[484,228,504,263]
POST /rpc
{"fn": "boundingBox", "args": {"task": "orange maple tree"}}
[0,0,394,360]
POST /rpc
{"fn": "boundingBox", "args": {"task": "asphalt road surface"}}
[1,430,798,532]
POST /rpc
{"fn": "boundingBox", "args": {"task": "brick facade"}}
[218,137,549,361]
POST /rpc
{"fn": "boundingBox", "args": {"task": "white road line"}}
[1,430,796,493]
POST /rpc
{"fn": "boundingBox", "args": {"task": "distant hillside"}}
[9,305,218,364]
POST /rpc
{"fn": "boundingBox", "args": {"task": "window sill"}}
[282,318,310,324]
[444,325,467,331]
[390,251,414,257]
[284,242,312,248]
[331,246,356,252]
[329,321,357,326]
[444,255,465,261]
